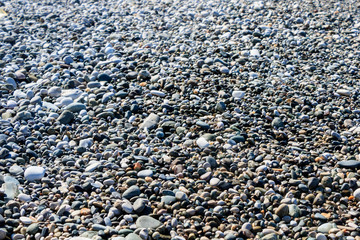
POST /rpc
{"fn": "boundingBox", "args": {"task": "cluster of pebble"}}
[1,0,360,239]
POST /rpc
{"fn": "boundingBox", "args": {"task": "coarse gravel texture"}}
[1,0,360,240]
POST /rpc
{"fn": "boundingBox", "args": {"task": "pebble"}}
[150,90,166,97]
[353,188,360,201]
[133,198,146,213]
[137,170,153,178]
[65,103,86,112]
[336,89,351,96]
[125,233,142,240]
[232,91,245,99]
[123,186,141,199]
[139,113,160,129]
[48,87,62,97]
[135,216,162,229]
[196,137,210,149]
[338,160,360,169]
[318,223,337,233]
[17,193,31,202]
[24,166,45,181]
[57,110,74,124]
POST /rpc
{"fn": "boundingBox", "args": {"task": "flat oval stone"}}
[48,86,62,97]
[317,223,337,233]
[18,193,31,202]
[161,196,176,204]
[24,166,45,181]
[9,165,23,175]
[125,233,142,240]
[336,89,351,96]
[196,137,209,149]
[338,160,360,169]
[150,90,166,97]
[354,188,360,201]
[65,103,86,112]
[20,217,33,225]
[123,186,141,199]
[137,170,153,178]
[232,90,245,99]
[98,73,112,82]
[85,161,101,172]
[136,216,162,229]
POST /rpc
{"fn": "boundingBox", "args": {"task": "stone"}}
[0,229,7,240]
[65,103,86,112]
[136,216,162,229]
[125,233,142,240]
[122,202,133,213]
[9,165,23,175]
[139,113,160,129]
[24,166,45,181]
[161,196,177,204]
[316,233,327,240]
[63,55,73,65]
[196,137,210,149]
[3,182,19,199]
[79,139,93,148]
[18,193,31,202]
[26,223,39,235]
[68,238,92,240]
[150,90,166,97]
[288,204,301,217]
[336,89,351,96]
[137,170,153,178]
[20,217,33,225]
[216,102,226,112]
[98,73,112,82]
[48,86,62,97]
[232,91,245,99]
[57,110,74,124]
[261,233,278,240]
[338,160,360,169]
[175,191,188,201]
[133,198,146,213]
[308,177,320,189]
[317,223,337,233]
[272,117,284,128]
[123,186,141,199]
[230,135,245,143]
[275,204,289,217]
[313,193,325,205]
[85,162,101,172]
[353,188,360,201]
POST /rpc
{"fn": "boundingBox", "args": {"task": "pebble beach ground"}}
[1,0,360,239]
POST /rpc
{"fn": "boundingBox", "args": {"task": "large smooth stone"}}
[139,113,160,129]
[232,91,245,99]
[354,188,360,201]
[135,216,162,229]
[338,160,360,169]
[57,110,74,124]
[85,161,101,172]
[125,233,142,240]
[24,166,45,181]
[317,223,337,233]
[196,137,209,149]
[123,186,141,199]
[65,103,86,112]
[137,170,153,178]
[48,86,62,97]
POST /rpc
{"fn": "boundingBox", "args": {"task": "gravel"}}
[1,0,360,239]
